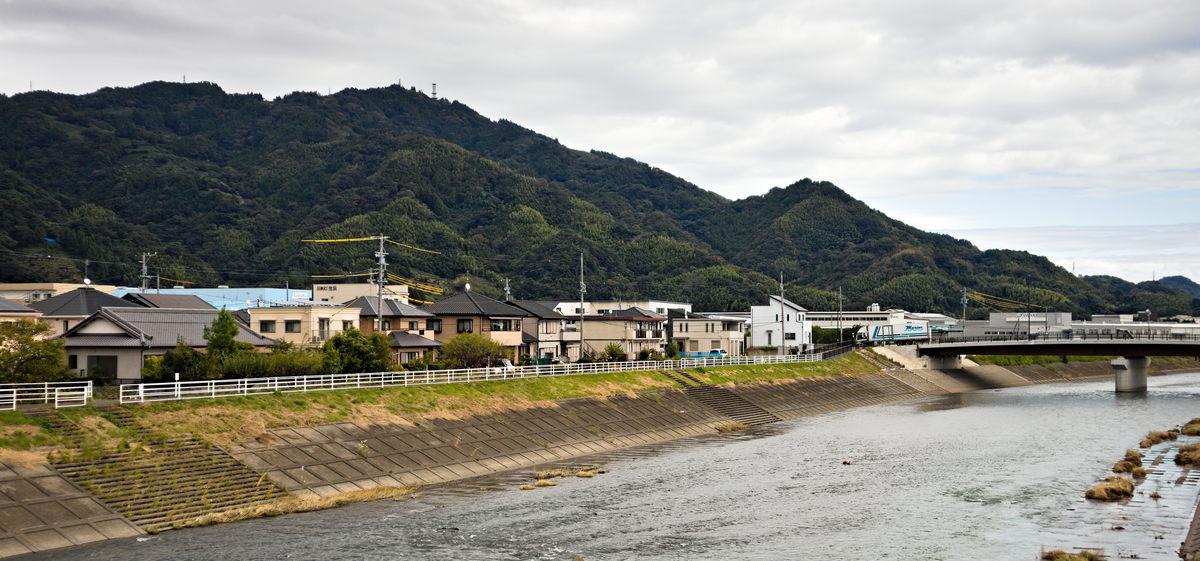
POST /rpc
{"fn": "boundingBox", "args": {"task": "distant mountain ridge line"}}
[0,80,1196,317]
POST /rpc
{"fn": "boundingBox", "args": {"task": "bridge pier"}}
[1111,356,1150,392]
[927,355,962,370]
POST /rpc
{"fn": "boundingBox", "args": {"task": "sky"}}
[1,0,1197,283]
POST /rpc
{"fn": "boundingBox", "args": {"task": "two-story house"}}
[343,296,433,335]
[749,295,812,353]
[246,303,361,347]
[28,288,142,337]
[422,291,530,358]
[667,310,747,356]
[581,307,667,360]
[507,300,581,362]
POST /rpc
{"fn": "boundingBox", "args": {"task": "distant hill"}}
[1,81,1196,316]
[1159,276,1200,299]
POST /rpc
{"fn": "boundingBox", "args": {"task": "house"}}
[61,307,274,383]
[580,307,667,360]
[312,283,410,304]
[667,310,746,356]
[342,296,433,335]
[387,332,442,365]
[749,296,812,352]
[121,293,215,310]
[28,288,142,337]
[422,291,530,357]
[0,283,118,305]
[246,304,362,347]
[507,300,581,362]
[111,287,313,311]
[0,298,42,324]
[545,300,691,317]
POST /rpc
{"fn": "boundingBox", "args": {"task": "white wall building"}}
[749,296,812,352]
[544,300,692,317]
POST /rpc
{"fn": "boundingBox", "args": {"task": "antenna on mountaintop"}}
[431,83,437,98]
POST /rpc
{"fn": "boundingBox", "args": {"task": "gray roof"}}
[508,300,567,320]
[29,288,140,317]
[345,296,433,318]
[0,298,39,314]
[423,291,530,318]
[122,293,216,310]
[605,307,666,320]
[386,332,442,348]
[62,307,274,349]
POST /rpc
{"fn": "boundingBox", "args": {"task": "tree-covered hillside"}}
[1,81,1195,316]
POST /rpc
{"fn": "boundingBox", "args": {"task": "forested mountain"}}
[1,81,1196,316]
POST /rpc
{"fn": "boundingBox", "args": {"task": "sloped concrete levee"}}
[722,374,925,420]
[228,391,729,497]
[0,464,141,557]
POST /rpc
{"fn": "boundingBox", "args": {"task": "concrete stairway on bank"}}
[659,370,782,426]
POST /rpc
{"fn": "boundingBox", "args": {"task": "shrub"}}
[1176,443,1200,466]
[1084,477,1134,501]
[1139,430,1177,448]
[1041,551,1106,561]
[1181,418,1200,436]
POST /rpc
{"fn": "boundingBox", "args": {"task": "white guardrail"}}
[0,381,93,410]
[119,352,837,404]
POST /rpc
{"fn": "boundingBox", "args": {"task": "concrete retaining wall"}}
[0,465,140,557]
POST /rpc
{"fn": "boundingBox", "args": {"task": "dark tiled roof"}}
[121,293,215,310]
[62,308,274,348]
[423,291,530,317]
[386,332,442,348]
[0,298,38,314]
[508,300,567,319]
[605,307,666,320]
[345,296,433,318]
[29,288,139,317]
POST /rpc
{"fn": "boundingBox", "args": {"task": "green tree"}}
[664,342,680,359]
[0,320,70,382]
[439,333,510,368]
[602,343,626,362]
[145,338,216,381]
[204,309,249,359]
[321,328,391,374]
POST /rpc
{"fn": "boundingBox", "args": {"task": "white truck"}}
[855,320,930,344]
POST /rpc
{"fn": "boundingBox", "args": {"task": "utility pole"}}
[837,286,844,344]
[778,272,785,356]
[579,253,586,361]
[375,234,387,334]
[139,252,157,291]
[503,278,512,301]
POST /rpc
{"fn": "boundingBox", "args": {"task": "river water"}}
[31,372,1200,561]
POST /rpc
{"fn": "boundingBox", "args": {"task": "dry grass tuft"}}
[1139,430,1177,449]
[0,449,49,467]
[1111,460,1136,473]
[714,421,750,433]
[1131,466,1147,478]
[519,484,535,490]
[1085,477,1134,501]
[1182,418,1200,436]
[1176,443,1200,466]
[172,486,416,529]
[534,479,557,487]
[1041,550,1106,561]
[1122,449,1143,466]
[575,471,596,478]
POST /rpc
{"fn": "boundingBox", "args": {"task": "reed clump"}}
[534,479,557,487]
[1182,418,1200,436]
[172,486,415,528]
[1131,466,1147,478]
[1139,430,1178,449]
[1085,477,1134,501]
[714,421,750,433]
[1175,443,1200,466]
[1041,550,1106,561]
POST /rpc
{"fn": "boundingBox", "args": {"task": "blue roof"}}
[112,288,313,311]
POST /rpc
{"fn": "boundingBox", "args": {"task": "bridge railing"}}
[118,350,845,404]
[933,332,1200,344]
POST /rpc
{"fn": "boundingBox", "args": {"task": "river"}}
[30,372,1200,561]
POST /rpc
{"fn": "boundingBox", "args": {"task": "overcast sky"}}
[2,0,1197,283]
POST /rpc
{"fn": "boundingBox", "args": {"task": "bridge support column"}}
[1111,356,1150,392]
[927,355,962,370]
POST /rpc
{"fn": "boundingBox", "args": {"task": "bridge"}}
[916,333,1200,392]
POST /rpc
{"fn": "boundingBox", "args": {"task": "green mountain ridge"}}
[0,81,1196,317]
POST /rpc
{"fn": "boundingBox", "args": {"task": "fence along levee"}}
[0,381,94,409]
[119,352,839,404]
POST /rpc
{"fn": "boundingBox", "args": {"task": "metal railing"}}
[119,351,838,404]
[0,381,94,410]
[932,332,1200,344]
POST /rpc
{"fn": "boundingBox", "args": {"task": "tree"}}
[439,333,510,368]
[321,328,391,374]
[144,337,216,381]
[204,309,249,359]
[601,343,626,362]
[664,342,680,359]
[0,320,70,383]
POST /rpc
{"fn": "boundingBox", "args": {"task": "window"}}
[490,319,519,331]
[574,307,583,314]
[381,320,391,331]
[427,319,442,333]
[711,341,722,350]
[285,320,301,333]
[409,321,418,330]
[343,321,354,331]
[259,320,276,333]
[457,319,473,333]
[68,355,78,369]
[785,332,796,340]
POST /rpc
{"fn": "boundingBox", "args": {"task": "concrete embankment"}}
[5,354,1200,558]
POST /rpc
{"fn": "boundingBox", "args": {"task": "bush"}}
[1176,443,1200,466]
[601,343,625,362]
[321,329,391,374]
[1139,430,1178,448]
[664,342,679,359]
[439,333,510,369]
[268,351,323,377]
[1084,477,1134,501]
[218,353,269,379]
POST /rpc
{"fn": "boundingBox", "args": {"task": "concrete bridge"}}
[916,334,1200,392]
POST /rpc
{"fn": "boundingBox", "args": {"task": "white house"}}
[749,296,812,352]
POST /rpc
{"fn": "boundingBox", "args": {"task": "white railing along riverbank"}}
[118,349,850,404]
[0,381,93,409]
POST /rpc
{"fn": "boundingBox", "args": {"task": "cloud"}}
[0,0,1196,267]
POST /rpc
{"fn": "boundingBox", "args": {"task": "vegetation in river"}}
[1041,550,1106,561]
[1084,477,1134,501]
[169,486,416,529]
[1175,443,1200,467]
[1181,418,1200,436]
[1139,430,1178,449]
[714,421,750,433]
[1112,449,1143,473]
